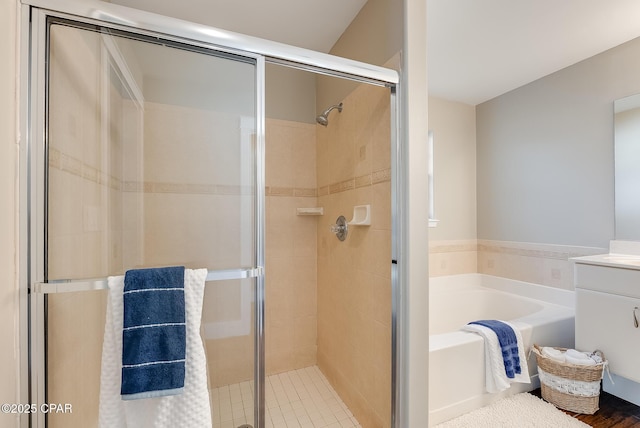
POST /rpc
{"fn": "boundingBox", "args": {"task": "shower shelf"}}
[296,207,324,216]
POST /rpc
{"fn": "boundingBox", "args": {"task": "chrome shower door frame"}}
[20,1,402,428]
[24,7,266,428]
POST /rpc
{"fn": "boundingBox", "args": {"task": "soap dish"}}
[348,205,371,226]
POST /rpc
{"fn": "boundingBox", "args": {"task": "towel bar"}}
[34,267,264,294]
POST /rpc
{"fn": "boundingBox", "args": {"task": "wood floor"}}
[530,388,640,427]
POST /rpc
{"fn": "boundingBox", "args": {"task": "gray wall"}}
[477,36,640,248]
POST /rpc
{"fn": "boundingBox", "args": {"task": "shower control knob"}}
[330,216,348,241]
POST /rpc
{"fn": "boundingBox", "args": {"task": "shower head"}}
[316,102,343,126]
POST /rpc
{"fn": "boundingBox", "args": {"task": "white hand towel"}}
[99,269,212,427]
[565,349,596,366]
[542,346,566,362]
[565,349,589,359]
[462,321,530,393]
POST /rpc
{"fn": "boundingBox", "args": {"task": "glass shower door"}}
[41,18,264,428]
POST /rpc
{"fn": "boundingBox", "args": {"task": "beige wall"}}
[266,64,316,124]
[403,1,430,424]
[316,0,403,115]
[427,97,476,242]
[329,0,403,66]
[0,0,19,427]
[427,97,478,277]
[316,81,392,428]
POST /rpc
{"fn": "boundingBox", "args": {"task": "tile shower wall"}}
[139,114,318,389]
[265,118,319,376]
[136,102,256,388]
[316,83,392,428]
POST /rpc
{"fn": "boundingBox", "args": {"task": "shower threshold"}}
[210,365,362,428]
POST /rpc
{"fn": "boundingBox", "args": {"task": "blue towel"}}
[468,320,521,378]
[121,266,186,400]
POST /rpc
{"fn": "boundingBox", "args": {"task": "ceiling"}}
[110,0,640,106]
[428,0,640,105]
[109,0,367,53]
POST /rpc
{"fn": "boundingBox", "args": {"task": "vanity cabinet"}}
[574,263,640,384]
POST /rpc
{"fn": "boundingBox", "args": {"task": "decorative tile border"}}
[50,147,391,198]
[293,188,317,197]
[428,239,606,260]
[48,147,61,169]
[371,168,391,185]
[267,167,393,199]
[429,240,478,254]
[122,182,318,197]
[264,187,318,197]
[125,182,254,196]
[50,147,257,196]
[323,168,391,196]
[329,179,354,194]
[355,174,372,189]
[123,181,143,192]
[49,148,121,190]
[477,239,606,261]
[267,186,293,197]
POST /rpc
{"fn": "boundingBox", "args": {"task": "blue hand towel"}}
[121,266,186,400]
[468,320,521,378]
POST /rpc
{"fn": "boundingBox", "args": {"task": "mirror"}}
[614,93,640,241]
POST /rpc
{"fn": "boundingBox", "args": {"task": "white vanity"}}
[572,241,640,406]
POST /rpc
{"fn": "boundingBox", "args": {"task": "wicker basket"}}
[532,344,606,414]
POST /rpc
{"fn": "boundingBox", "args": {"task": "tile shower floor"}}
[210,365,362,428]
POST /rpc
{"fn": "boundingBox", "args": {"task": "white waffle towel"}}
[462,320,531,393]
[98,268,212,427]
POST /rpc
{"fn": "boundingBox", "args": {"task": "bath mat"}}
[434,393,591,427]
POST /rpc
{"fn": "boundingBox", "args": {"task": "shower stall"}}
[21,1,401,427]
